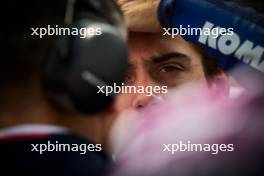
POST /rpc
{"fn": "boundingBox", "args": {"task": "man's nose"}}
[130,69,164,110]
[132,91,163,110]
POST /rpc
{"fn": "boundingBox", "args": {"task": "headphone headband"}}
[65,0,76,25]
[44,0,128,114]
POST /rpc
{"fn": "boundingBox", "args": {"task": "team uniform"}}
[0,125,110,176]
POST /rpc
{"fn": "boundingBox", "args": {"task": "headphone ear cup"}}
[43,36,75,111]
[64,20,128,113]
[43,19,128,114]
[44,36,70,86]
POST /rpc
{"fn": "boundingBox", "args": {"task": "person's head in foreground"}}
[0,0,124,147]
[0,0,124,175]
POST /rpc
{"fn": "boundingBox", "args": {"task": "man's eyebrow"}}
[152,52,191,63]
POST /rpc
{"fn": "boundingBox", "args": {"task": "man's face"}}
[115,32,207,112]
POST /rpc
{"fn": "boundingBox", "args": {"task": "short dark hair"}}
[190,43,222,78]
[200,49,223,78]
[0,0,123,90]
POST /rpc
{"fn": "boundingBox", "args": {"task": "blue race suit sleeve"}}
[158,0,264,75]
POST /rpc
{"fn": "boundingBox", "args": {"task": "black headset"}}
[43,0,128,114]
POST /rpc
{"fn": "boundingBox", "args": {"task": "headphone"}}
[43,0,128,114]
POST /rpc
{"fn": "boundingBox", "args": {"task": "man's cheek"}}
[115,94,133,112]
[172,70,206,87]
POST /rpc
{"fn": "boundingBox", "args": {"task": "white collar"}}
[0,124,68,138]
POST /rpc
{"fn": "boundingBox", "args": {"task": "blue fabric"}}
[158,0,264,75]
[0,133,110,176]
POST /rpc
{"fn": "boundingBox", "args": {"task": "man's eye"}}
[160,66,179,73]
[152,64,186,87]
[159,65,184,73]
